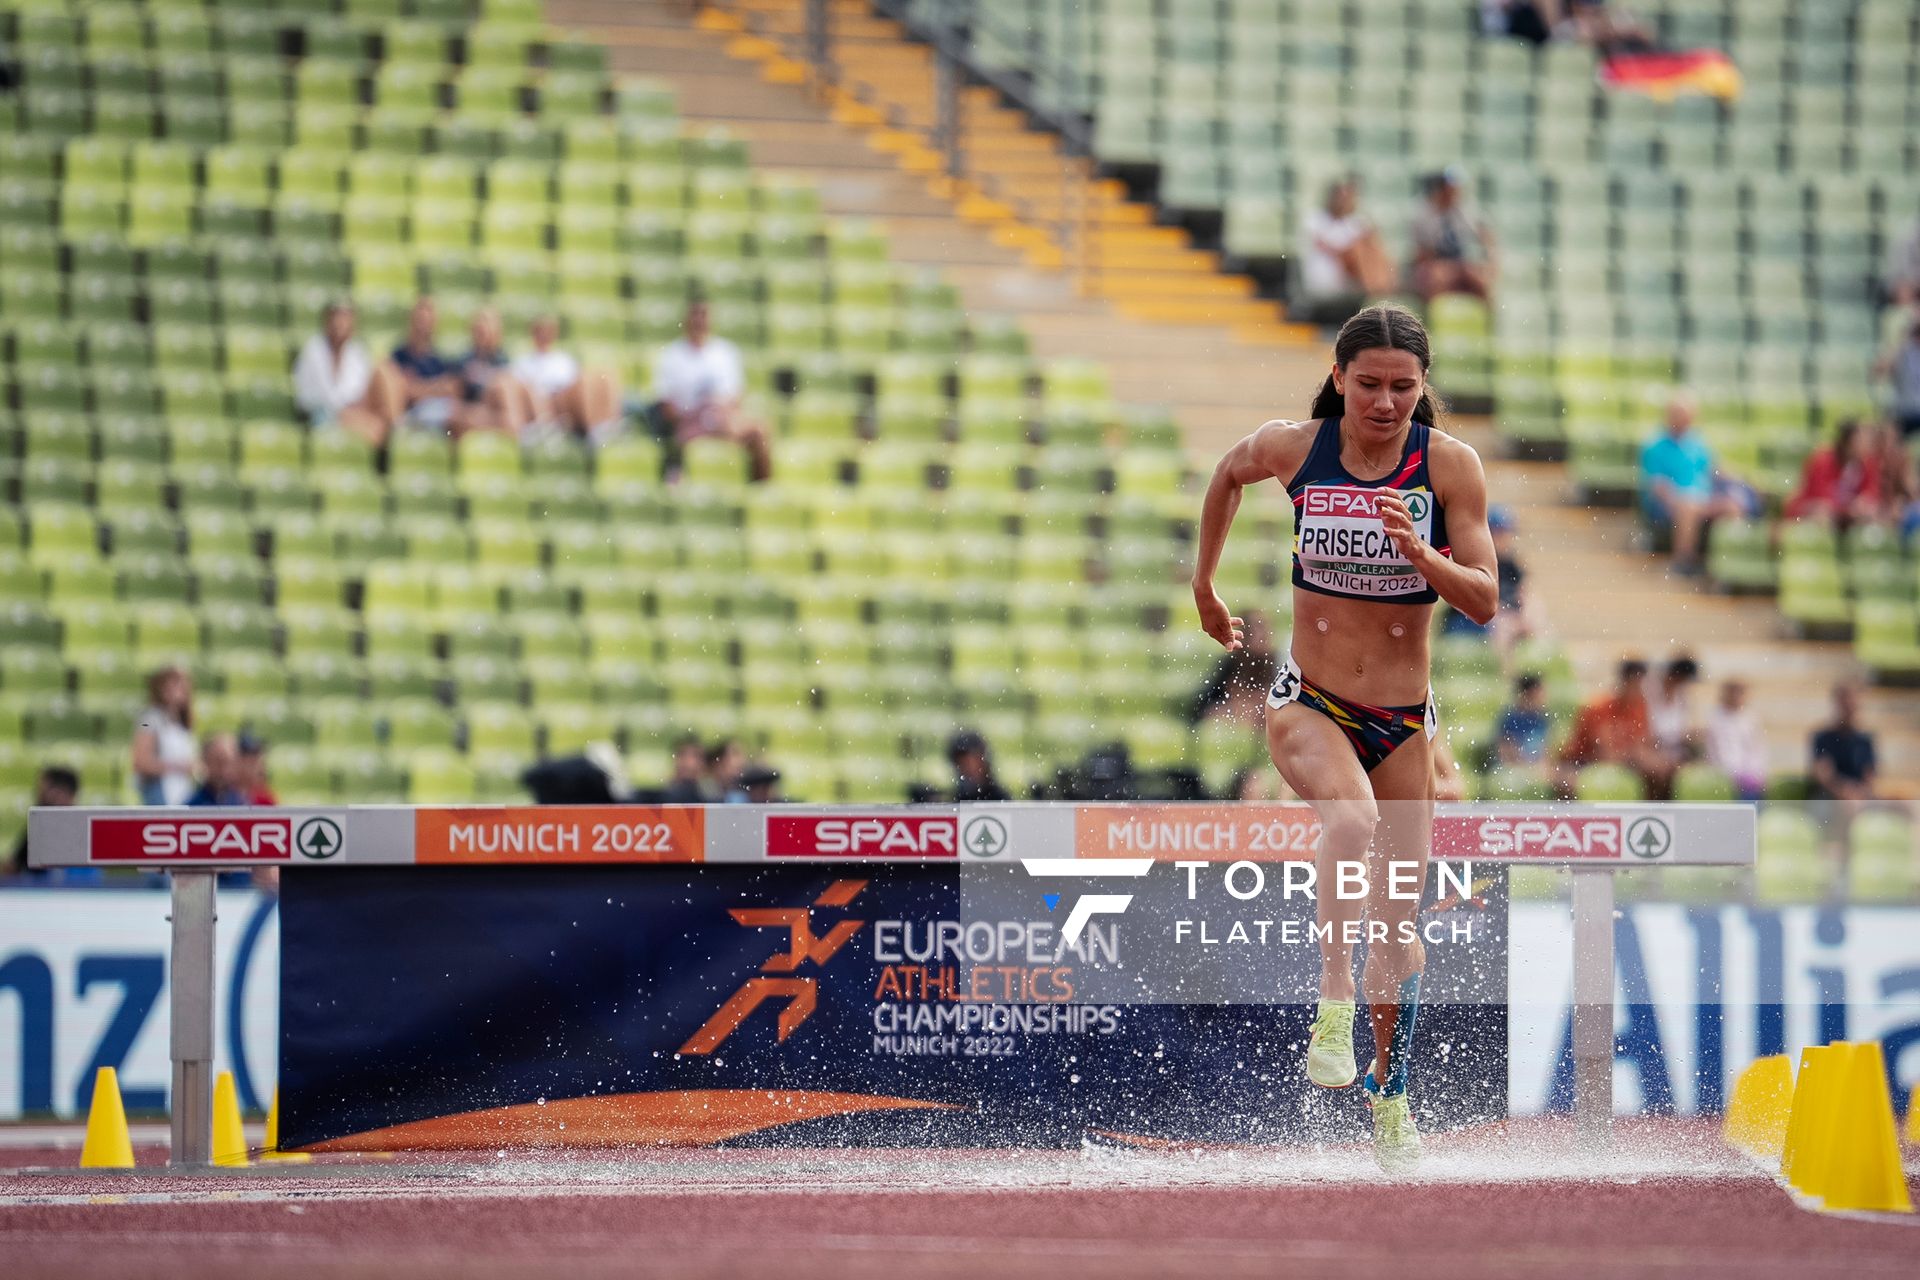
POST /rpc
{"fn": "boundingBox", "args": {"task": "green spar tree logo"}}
[1402,492,1431,524]
[1625,817,1671,860]
[962,815,1009,858]
[295,816,343,861]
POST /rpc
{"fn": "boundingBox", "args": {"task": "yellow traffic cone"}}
[79,1066,135,1169]
[260,1086,311,1164]
[1816,1042,1912,1213]
[211,1071,249,1167]
[1724,1054,1794,1161]
[1781,1044,1837,1192]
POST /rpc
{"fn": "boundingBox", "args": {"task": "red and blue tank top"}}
[1285,418,1450,604]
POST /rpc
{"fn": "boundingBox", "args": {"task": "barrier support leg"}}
[1570,866,1614,1141]
[169,870,216,1166]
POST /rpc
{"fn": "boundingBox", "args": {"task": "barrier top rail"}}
[28,801,1757,869]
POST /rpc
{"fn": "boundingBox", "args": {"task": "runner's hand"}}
[1194,586,1244,651]
[1376,491,1423,561]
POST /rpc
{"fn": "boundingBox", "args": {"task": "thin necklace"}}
[1342,422,1401,476]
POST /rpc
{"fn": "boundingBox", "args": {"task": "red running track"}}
[2,1122,1915,1279]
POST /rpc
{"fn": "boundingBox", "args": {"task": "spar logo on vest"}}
[1295,483,1435,597]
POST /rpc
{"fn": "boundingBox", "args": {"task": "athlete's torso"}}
[1280,418,1448,706]
[1286,417,1451,605]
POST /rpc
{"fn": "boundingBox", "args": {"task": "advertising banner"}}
[9,890,1917,1127]
[0,888,280,1119]
[1509,902,1920,1116]
[278,866,1509,1150]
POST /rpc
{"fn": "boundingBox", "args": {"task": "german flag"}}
[1601,49,1743,102]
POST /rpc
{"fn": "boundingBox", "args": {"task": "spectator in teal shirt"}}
[1639,395,1742,575]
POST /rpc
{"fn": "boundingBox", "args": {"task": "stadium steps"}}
[672,0,1312,337]
[548,0,1328,446]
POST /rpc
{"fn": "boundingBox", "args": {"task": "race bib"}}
[1294,484,1436,599]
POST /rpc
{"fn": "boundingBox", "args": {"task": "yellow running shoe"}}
[1305,998,1357,1089]
[1370,1091,1423,1175]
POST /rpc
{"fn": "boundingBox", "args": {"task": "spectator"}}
[1783,418,1883,525]
[710,738,748,802]
[1187,611,1277,724]
[650,299,772,482]
[1481,0,1555,44]
[1811,683,1877,860]
[512,315,624,445]
[1295,177,1397,324]
[237,730,277,805]
[455,308,531,435]
[187,734,248,807]
[1495,672,1553,767]
[1875,422,1920,539]
[1639,395,1742,575]
[1646,654,1702,768]
[1810,684,1876,803]
[1555,657,1668,797]
[1882,213,1920,308]
[524,745,633,805]
[376,296,464,434]
[1705,680,1768,803]
[738,763,783,804]
[949,729,1010,802]
[661,734,712,804]
[132,665,197,806]
[1442,505,1542,660]
[5,765,81,881]
[1560,0,1655,55]
[292,300,389,444]
[1409,168,1495,304]
[1875,311,1920,440]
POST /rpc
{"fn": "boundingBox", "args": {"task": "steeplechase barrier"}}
[29,801,1755,1166]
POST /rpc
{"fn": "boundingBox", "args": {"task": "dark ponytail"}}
[1309,303,1445,426]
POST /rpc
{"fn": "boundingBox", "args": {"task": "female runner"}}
[1191,305,1498,1172]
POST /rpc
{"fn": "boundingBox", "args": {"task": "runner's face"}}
[1335,348,1425,440]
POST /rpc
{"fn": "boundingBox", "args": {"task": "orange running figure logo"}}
[678,879,867,1054]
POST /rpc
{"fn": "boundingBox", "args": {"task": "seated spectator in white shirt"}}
[1646,654,1702,771]
[291,301,390,445]
[1295,177,1396,324]
[649,299,772,481]
[1705,680,1767,802]
[511,315,623,444]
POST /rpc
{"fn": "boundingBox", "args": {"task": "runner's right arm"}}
[1193,420,1314,650]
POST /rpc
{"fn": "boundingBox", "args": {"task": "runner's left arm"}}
[1377,435,1499,625]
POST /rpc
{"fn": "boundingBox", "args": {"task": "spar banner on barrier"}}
[26,802,1750,868]
[278,865,1509,1150]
